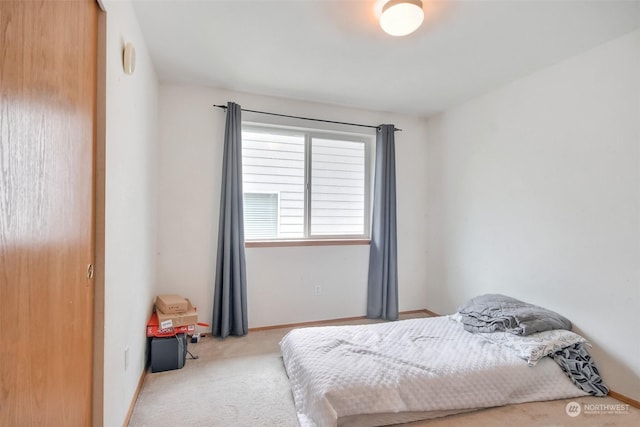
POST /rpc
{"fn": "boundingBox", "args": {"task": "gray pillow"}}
[458,294,572,335]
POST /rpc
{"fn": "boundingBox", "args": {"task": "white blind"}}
[243,193,279,239]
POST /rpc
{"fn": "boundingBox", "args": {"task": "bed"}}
[280,295,607,427]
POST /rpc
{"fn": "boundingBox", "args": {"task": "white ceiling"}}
[132,0,640,117]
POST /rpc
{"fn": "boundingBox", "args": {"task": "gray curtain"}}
[213,102,248,338]
[367,124,398,320]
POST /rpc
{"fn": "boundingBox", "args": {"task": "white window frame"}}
[242,122,374,243]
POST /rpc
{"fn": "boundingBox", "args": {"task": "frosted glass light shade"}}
[380,0,424,36]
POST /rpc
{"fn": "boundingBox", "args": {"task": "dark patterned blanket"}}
[552,343,608,396]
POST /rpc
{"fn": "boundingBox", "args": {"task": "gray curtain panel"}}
[367,124,398,320]
[213,102,248,338]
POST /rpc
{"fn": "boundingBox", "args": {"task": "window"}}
[242,125,372,242]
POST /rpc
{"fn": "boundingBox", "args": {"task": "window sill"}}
[245,239,370,248]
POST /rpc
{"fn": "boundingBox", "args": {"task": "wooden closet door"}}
[0,0,98,425]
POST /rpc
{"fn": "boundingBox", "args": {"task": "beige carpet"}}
[129,314,639,426]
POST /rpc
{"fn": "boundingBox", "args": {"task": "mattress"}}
[280,316,588,427]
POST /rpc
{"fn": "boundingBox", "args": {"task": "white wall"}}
[157,85,429,328]
[103,1,159,426]
[426,29,639,399]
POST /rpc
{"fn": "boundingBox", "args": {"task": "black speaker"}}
[150,333,188,373]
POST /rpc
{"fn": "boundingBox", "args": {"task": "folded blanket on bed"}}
[458,294,572,336]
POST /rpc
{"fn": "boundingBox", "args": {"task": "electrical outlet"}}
[314,285,322,295]
[124,346,130,371]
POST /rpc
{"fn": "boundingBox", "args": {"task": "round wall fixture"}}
[123,42,136,75]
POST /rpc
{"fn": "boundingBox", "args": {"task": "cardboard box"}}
[156,299,198,329]
[155,294,189,314]
[146,311,195,337]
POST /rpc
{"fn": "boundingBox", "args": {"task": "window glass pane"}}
[243,193,278,239]
[242,131,305,238]
[311,138,365,236]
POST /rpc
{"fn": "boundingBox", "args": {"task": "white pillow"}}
[478,329,587,366]
[449,312,463,323]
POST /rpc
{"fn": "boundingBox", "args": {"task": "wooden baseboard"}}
[423,309,441,317]
[122,368,147,427]
[400,309,434,316]
[248,309,433,332]
[608,390,640,409]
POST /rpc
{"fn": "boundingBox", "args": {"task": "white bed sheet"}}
[280,316,587,427]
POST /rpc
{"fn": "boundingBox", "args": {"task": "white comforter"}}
[280,316,587,427]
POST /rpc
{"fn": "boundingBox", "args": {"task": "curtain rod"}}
[213,104,402,132]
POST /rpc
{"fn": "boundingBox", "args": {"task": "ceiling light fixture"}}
[379,0,424,37]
